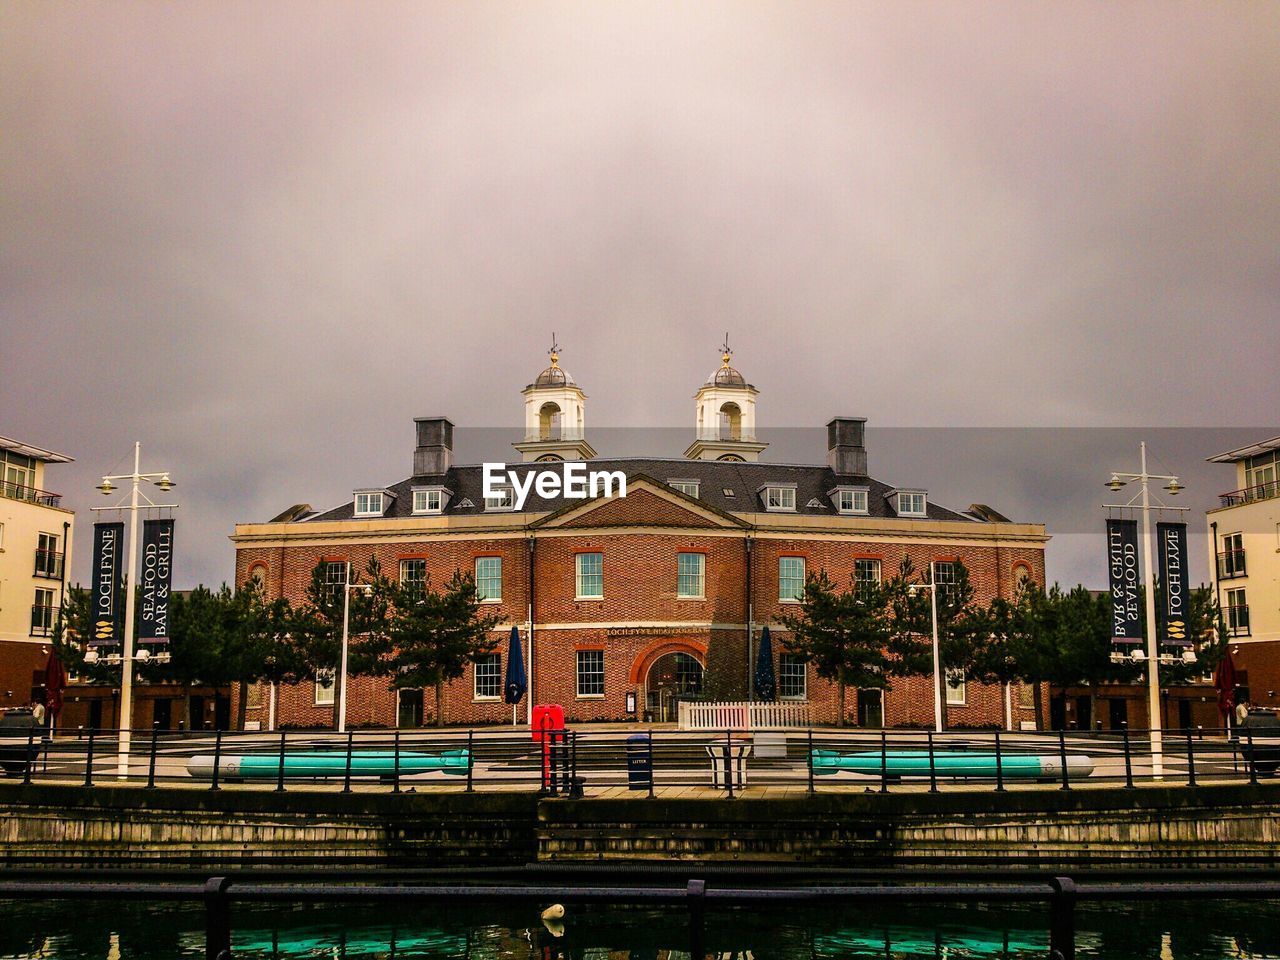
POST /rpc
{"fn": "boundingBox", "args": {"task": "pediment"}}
[532,476,748,530]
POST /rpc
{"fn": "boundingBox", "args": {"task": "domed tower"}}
[514,335,597,462]
[683,336,768,461]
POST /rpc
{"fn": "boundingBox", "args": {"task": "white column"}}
[116,441,141,778]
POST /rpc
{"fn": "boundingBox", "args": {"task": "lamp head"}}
[154,474,174,492]
[1131,648,1146,662]
[96,478,116,496]
[135,648,150,663]
[84,649,99,664]
[1106,475,1126,491]
[1164,478,1184,496]
[1181,649,1197,663]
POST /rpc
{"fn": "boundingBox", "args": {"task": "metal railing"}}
[28,604,55,637]
[1219,479,1280,508]
[3,722,1278,797]
[1227,604,1251,637]
[0,480,62,508]
[2,870,1280,960]
[678,699,811,730]
[1216,548,1247,580]
[33,548,64,579]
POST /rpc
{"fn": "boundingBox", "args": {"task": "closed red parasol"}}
[1213,647,1237,722]
[44,651,66,722]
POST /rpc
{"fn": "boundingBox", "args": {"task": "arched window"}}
[1012,563,1034,597]
[249,564,268,588]
[539,402,562,440]
[718,402,742,440]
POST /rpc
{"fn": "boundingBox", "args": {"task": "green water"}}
[1,899,1278,958]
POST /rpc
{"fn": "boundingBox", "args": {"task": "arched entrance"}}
[644,651,704,723]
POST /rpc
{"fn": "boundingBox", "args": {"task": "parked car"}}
[0,708,45,775]
[1238,709,1280,776]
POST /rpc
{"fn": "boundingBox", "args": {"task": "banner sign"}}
[1157,521,1191,648]
[139,519,175,643]
[1107,518,1142,645]
[90,522,125,647]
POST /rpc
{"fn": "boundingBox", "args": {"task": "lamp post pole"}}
[911,570,943,734]
[1105,441,1187,781]
[337,567,372,735]
[93,442,176,779]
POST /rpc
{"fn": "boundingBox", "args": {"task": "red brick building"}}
[232,351,1048,729]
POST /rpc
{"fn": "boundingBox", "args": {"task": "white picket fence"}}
[677,700,811,731]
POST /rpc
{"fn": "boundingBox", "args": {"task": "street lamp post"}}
[337,564,373,735]
[910,563,943,734]
[91,442,176,778]
[1104,441,1189,780]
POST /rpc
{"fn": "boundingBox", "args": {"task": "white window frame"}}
[475,556,503,602]
[831,486,869,515]
[895,490,927,518]
[677,552,705,599]
[779,556,805,603]
[576,552,604,599]
[411,487,447,515]
[668,479,700,498]
[854,558,882,594]
[353,490,385,517]
[485,487,515,511]
[576,649,605,698]
[762,485,797,512]
[31,587,55,636]
[778,653,807,700]
[314,669,336,706]
[945,669,967,706]
[399,558,427,599]
[473,653,502,701]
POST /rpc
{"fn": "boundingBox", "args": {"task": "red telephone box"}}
[532,704,566,790]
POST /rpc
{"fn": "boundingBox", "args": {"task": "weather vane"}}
[721,332,732,366]
[549,332,561,366]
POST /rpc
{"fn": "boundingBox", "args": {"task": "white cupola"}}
[683,336,768,462]
[513,335,597,462]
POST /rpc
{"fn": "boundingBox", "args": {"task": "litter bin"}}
[627,733,652,791]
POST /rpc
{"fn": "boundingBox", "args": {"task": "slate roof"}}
[300,459,980,524]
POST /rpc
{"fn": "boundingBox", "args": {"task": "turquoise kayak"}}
[186,749,470,779]
[811,749,1093,779]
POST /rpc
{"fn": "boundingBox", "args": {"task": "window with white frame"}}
[576,650,605,697]
[1226,587,1250,636]
[353,491,385,517]
[945,669,966,706]
[484,487,515,510]
[474,653,501,700]
[400,559,427,601]
[412,488,445,514]
[934,561,958,601]
[31,587,55,637]
[764,485,797,511]
[833,487,869,515]
[779,556,805,602]
[896,491,927,517]
[324,561,348,602]
[314,670,335,706]
[475,556,502,601]
[668,480,700,498]
[854,558,882,597]
[677,552,705,598]
[35,532,61,578]
[576,552,603,599]
[779,654,807,699]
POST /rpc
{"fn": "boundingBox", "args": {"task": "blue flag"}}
[754,626,776,702]
[504,626,527,705]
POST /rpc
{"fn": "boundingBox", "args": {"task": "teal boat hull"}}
[186,749,470,779]
[811,749,1093,779]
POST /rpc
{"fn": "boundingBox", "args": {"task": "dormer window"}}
[894,490,927,518]
[761,484,797,512]
[412,486,449,515]
[669,479,700,498]
[830,486,869,515]
[353,490,388,517]
[485,487,515,511]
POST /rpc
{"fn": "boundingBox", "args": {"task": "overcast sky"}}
[3,2,1277,591]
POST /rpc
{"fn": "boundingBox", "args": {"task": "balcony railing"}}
[1226,604,1251,637]
[0,479,63,508]
[34,549,64,580]
[1219,479,1280,508]
[29,604,55,637]
[1217,549,1247,580]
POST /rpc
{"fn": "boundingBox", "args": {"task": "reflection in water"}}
[1,898,1280,959]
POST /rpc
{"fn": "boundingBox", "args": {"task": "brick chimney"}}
[827,417,867,477]
[414,417,454,476]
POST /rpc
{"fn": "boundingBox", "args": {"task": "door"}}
[398,689,424,729]
[857,688,883,728]
[189,695,206,730]
[153,699,172,730]
[1109,698,1128,730]
[1050,696,1066,731]
[1177,699,1192,732]
[214,695,231,731]
[1074,696,1092,731]
[88,699,103,731]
